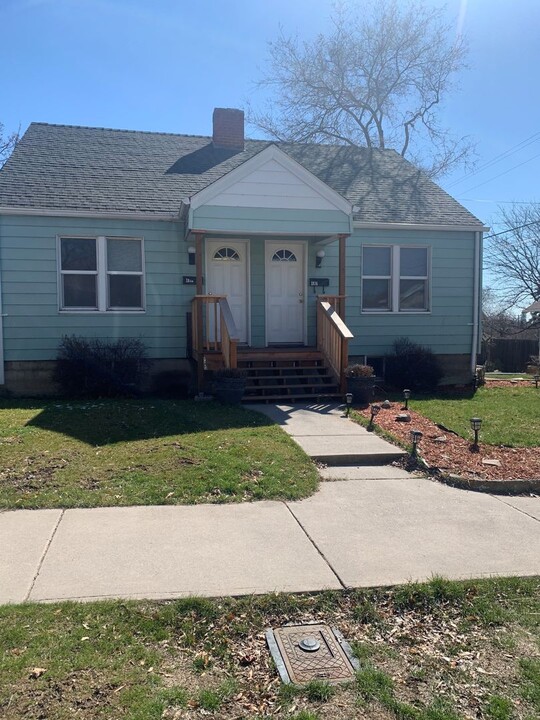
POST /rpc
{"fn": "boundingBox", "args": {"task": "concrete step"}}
[291,435,407,466]
[319,465,415,480]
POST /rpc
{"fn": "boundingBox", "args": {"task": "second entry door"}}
[265,241,305,344]
[205,239,248,343]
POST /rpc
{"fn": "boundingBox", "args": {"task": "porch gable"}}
[188,144,352,236]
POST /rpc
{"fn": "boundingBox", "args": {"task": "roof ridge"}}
[28,122,225,141]
[26,123,398,153]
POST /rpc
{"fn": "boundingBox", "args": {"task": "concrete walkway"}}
[1,403,539,604]
[251,402,406,465]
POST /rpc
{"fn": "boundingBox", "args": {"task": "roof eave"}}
[0,206,181,222]
[353,220,489,232]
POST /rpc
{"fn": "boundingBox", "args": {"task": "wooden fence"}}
[480,338,538,372]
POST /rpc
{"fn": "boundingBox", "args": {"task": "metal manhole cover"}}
[266,623,359,685]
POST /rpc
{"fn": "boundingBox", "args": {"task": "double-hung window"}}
[362,245,430,312]
[59,236,144,312]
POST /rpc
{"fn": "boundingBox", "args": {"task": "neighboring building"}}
[0,108,485,398]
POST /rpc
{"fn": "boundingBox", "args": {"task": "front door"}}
[206,239,249,343]
[266,241,306,344]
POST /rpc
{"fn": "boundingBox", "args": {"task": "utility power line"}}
[458,198,540,204]
[446,130,540,189]
[484,219,540,240]
[459,150,540,194]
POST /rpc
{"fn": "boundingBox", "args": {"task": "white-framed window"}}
[59,235,145,312]
[362,245,430,313]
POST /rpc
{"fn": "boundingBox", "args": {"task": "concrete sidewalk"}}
[2,476,539,604]
[1,403,539,604]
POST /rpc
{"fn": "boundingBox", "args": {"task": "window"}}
[272,249,297,262]
[362,245,429,312]
[213,247,240,261]
[59,236,144,311]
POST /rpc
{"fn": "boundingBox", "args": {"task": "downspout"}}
[0,213,4,385]
[471,230,481,377]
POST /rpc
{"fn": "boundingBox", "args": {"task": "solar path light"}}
[470,417,482,450]
[345,392,353,416]
[410,429,423,457]
[403,388,411,410]
[368,403,381,430]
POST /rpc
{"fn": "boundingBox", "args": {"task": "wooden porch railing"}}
[317,297,353,393]
[191,295,239,389]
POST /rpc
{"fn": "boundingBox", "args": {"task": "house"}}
[0,108,485,399]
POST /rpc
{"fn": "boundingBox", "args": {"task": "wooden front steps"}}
[238,348,342,403]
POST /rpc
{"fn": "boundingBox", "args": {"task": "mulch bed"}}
[358,401,540,482]
[485,378,538,388]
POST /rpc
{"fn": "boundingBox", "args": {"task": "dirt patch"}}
[359,402,540,482]
[0,455,69,493]
[5,669,119,720]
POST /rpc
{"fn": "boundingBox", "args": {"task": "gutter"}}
[0,207,180,222]
[353,221,490,232]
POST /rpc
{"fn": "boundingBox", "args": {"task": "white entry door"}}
[266,241,306,344]
[206,240,249,343]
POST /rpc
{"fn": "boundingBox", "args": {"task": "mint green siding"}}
[344,229,477,357]
[0,215,193,361]
[192,206,351,236]
[0,215,478,366]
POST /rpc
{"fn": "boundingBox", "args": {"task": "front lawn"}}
[0,399,318,509]
[1,577,539,719]
[411,384,539,447]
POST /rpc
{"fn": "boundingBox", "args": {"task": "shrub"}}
[384,338,443,392]
[345,363,374,378]
[54,335,151,397]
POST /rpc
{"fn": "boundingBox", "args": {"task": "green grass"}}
[485,372,535,380]
[0,398,318,509]
[410,385,540,446]
[1,577,538,719]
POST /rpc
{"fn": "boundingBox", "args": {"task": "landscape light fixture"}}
[345,392,353,417]
[470,417,482,450]
[316,249,325,268]
[403,388,411,410]
[187,246,196,265]
[410,429,423,457]
[535,374,540,389]
[368,403,381,430]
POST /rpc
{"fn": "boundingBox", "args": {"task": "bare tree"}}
[249,0,474,177]
[0,122,19,168]
[485,203,540,309]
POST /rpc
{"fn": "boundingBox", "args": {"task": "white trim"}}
[354,221,489,232]
[57,235,146,313]
[264,239,308,346]
[204,238,251,346]
[1,207,179,221]
[361,244,431,314]
[190,227,340,238]
[189,145,352,215]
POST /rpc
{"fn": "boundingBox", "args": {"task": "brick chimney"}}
[212,108,244,151]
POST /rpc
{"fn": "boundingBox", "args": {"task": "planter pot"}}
[213,377,246,405]
[347,376,375,407]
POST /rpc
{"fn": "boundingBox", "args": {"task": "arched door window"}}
[272,249,297,262]
[213,247,240,261]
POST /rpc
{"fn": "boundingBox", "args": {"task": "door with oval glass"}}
[205,239,248,343]
[265,241,306,344]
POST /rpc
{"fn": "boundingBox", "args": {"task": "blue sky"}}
[2,0,540,238]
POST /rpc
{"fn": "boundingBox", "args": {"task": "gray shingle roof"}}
[0,122,483,226]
